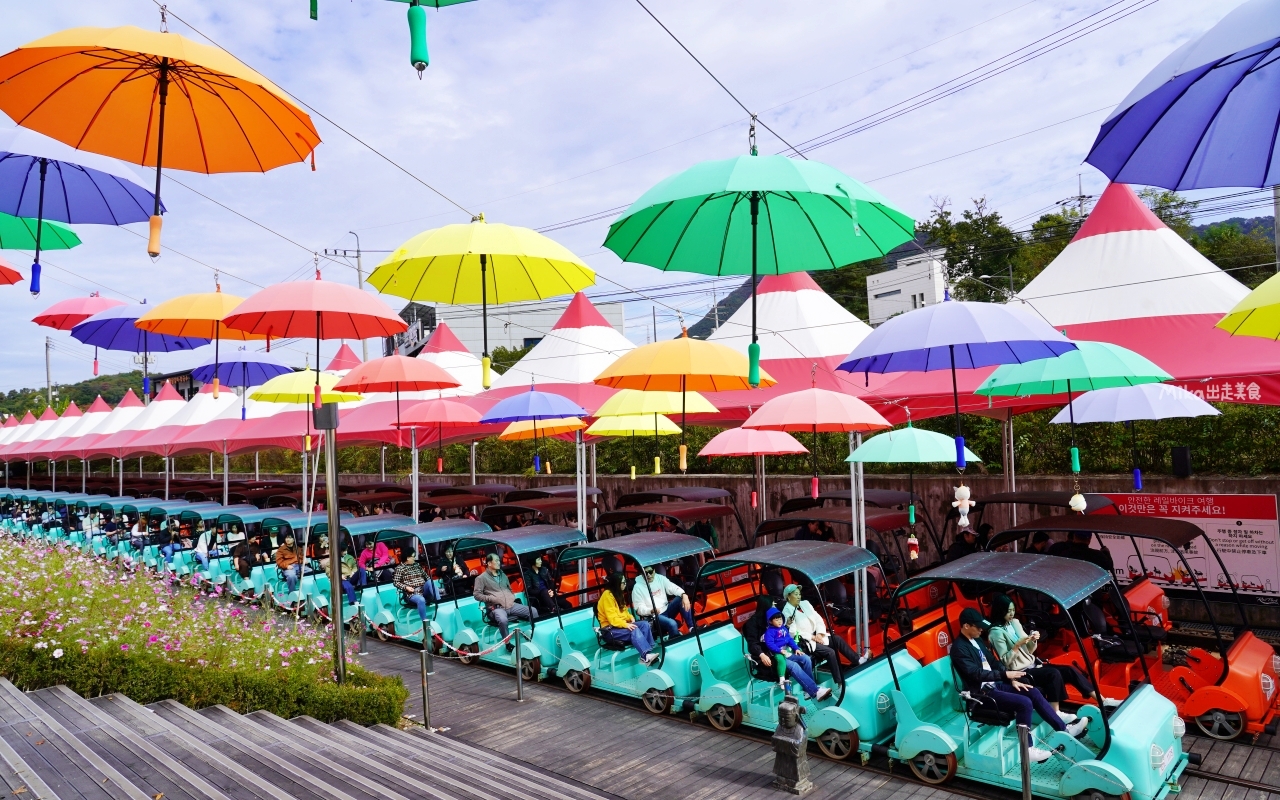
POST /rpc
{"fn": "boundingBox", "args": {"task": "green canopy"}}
[847,423,980,464]
[0,213,80,251]
[975,341,1170,397]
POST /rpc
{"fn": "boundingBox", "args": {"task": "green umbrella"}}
[847,422,980,527]
[603,149,915,386]
[975,340,1171,474]
[0,213,80,251]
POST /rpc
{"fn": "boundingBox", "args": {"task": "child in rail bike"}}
[764,606,832,702]
[780,583,864,686]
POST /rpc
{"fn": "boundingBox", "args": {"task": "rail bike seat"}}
[1080,601,1144,662]
[595,626,630,652]
[959,690,1017,727]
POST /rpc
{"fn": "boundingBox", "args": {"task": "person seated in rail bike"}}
[524,552,571,616]
[274,532,305,595]
[951,608,1089,763]
[780,583,864,685]
[392,547,436,623]
[436,543,473,598]
[944,526,980,563]
[687,518,719,553]
[763,606,833,701]
[1026,531,1053,555]
[160,518,186,569]
[1049,530,1115,574]
[358,536,395,583]
[325,537,364,607]
[597,570,657,665]
[632,563,694,638]
[474,552,537,652]
[986,594,1120,714]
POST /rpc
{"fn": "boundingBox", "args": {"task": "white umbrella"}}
[1049,383,1219,489]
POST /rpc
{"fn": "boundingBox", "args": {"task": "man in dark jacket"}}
[1048,530,1115,574]
[944,528,979,562]
[950,608,1085,761]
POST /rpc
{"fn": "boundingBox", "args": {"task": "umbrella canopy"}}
[594,336,775,392]
[0,212,78,251]
[1217,273,1280,340]
[33,293,124,330]
[0,26,321,255]
[1048,383,1221,424]
[976,341,1172,396]
[71,302,208,396]
[603,152,914,384]
[699,427,808,457]
[190,348,291,388]
[847,425,981,464]
[137,288,269,399]
[586,414,680,437]
[594,388,717,417]
[501,417,587,441]
[369,214,595,388]
[396,398,483,428]
[250,370,362,405]
[1085,0,1280,189]
[332,355,460,394]
[0,256,20,286]
[480,388,587,424]
[742,387,891,433]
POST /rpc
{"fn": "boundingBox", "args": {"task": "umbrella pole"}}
[241,363,247,420]
[480,253,491,389]
[143,338,150,403]
[438,421,443,474]
[748,192,761,388]
[680,376,687,473]
[1067,379,1080,475]
[147,59,170,258]
[949,345,964,471]
[213,322,220,399]
[1130,420,1142,491]
[396,385,401,449]
[411,426,419,522]
[314,313,322,409]
[30,158,46,296]
[811,423,819,499]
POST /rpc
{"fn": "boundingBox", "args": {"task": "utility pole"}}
[45,337,52,406]
[325,233,369,360]
[712,287,719,332]
[652,307,657,343]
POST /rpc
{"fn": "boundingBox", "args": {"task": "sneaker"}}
[641,653,657,666]
[1102,696,1122,709]
[1066,718,1089,738]
[779,678,788,690]
[814,687,833,702]
[505,641,515,653]
[1057,711,1077,724]
[1027,746,1053,763]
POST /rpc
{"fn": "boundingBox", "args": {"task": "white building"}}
[866,248,947,326]
[433,298,626,354]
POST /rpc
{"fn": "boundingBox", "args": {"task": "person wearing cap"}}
[632,564,693,638]
[945,527,980,563]
[764,606,832,702]
[779,583,864,684]
[951,607,1088,763]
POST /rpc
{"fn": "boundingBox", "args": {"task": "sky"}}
[0,0,1235,399]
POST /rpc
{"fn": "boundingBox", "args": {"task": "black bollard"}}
[771,694,813,795]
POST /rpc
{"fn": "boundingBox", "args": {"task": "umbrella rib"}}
[1176,47,1276,189]
[714,193,744,277]
[763,192,785,274]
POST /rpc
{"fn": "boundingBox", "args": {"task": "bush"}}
[0,540,406,724]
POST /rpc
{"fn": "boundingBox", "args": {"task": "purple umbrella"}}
[480,386,586,472]
[0,129,160,296]
[191,347,292,420]
[1085,0,1280,189]
[70,302,208,400]
[838,297,1075,469]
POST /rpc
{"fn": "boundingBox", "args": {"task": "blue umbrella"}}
[838,298,1076,469]
[1085,0,1280,189]
[191,347,292,419]
[0,129,160,296]
[70,303,208,399]
[480,387,586,472]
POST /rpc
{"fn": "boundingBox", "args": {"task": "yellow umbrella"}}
[251,370,362,404]
[1217,273,1280,339]
[594,388,717,417]
[368,213,595,388]
[0,25,321,256]
[587,413,681,477]
[498,417,586,441]
[136,287,268,398]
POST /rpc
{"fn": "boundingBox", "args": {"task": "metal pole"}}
[589,443,598,525]
[45,337,52,406]
[575,430,585,534]
[164,457,169,500]
[411,428,419,522]
[208,452,213,479]
[50,460,55,492]
[1008,417,1017,526]
[420,648,433,730]
[1017,724,1032,800]
[117,458,122,496]
[514,628,524,702]
[80,460,85,494]
[380,445,386,482]
[325,430,345,684]
[469,441,477,485]
[854,432,868,655]
[223,448,230,506]
[254,452,259,482]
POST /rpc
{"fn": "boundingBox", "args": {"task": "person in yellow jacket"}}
[597,571,657,665]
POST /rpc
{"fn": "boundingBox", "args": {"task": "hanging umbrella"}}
[502,417,587,440]
[396,397,484,474]
[603,151,914,386]
[381,0,477,75]
[0,211,78,253]
[975,340,1172,474]
[70,302,208,398]
[700,426,808,521]
[0,25,321,256]
[222,275,408,410]
[136,285,267,399]
[34,293,124,331]
[480,387,586,473]
[0,128,159,295]
[1085,0,1280,189]
[588,413,681,477]
[594,388,717,417]
[839,299,1076,470]
[1218,272,1280,340]
[368,214,595,389]
[1048,383,1220,491]
[249,370,362,405]
[0,256,21,286]
[595,334,774,472]
[190,347,292,420]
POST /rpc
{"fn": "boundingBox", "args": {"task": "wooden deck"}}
[354,640,965,800]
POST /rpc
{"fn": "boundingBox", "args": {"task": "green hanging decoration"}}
[385,0,478,77]
[310,0,318,20]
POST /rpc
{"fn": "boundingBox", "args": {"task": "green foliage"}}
[1194,222,1275,288]
[0,371,144,421]
[1138,187,1196,239]
[1011,207,1085,289]
[917,197,1021,302]
[810,257,889,322]
[490,344,533,375]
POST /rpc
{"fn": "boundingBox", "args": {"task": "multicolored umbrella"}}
[396,397,484,474]
[33,293,124,330]
[333,354,460,445]
[0,256,21,286]
[0,211,78,254]
[604,151,914,385]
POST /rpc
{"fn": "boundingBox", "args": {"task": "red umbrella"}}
[33,292,127,375]
[0,256,21,286]
[743,386,890,497]
[333,355,461,446]
[222,276,408,407]
[395,397,483,473]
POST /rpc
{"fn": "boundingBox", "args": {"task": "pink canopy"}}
[699,427,808,457]
[743,387,891,433]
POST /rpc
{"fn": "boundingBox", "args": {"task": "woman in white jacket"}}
[780,583,864,685]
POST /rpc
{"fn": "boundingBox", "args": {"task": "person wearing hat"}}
[945,527,980,563]
[763,606,832,702]
[780,583,864,685]
[951,607,1088,763]
[1048,530,1115,573]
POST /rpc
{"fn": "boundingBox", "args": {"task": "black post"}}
[480,253,489,388]
[153,59,169,217]
[32,158,47,295]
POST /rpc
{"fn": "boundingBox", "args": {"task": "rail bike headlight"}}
[876,692,892,714]
[1271,654,1280,676]
[1262,672,1275,702]
[1162,595,1171,609]
[1150,744,1165,771]
[1172,716,1185,738]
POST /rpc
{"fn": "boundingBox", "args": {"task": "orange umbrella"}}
[0,25,321,256]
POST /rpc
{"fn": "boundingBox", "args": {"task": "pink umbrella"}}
[395,397,484,475]
[33,293,127,375]
[700,427,807,523]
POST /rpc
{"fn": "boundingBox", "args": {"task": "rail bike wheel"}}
[1196,708,1244,740]
[457,643,480,664]
[520,656,541,682]
[642,687,675,715]
[815,728,859,760]
[563,669,591,693]
[1073,791,1132,800]
[707,703,742,731]
[907,751,956,785]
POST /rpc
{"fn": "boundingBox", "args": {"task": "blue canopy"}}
[260,510,327,534]
[313,514,413,539]
[560,531,712,568]
[479,387,586,424]
[456,524,586,556]
[218,507,299,527]
[191,348,292,388]
[897,552,1110,610]
[376,518,493,545]
[122,499,193,515]
[702,539,880,585]
[70,494,113,509]
[180,503,255,522]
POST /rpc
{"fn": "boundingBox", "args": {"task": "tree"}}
[1194,222,1275,288]
[918,197,1020,301]
[1012,207,1085,289]
[810,257,888,322]
[1138,187,1196,239]
[490,344,533,374]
